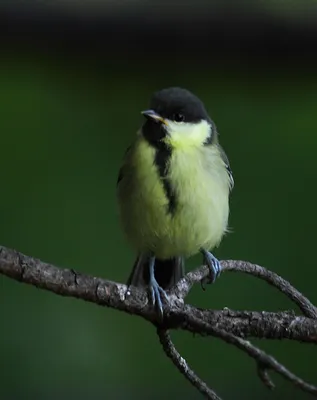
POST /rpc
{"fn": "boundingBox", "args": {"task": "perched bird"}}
[117,87,234,315]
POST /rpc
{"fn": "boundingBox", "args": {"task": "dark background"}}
[1,1,317,399]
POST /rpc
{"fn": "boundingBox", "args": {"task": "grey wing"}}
[117,144,132,186]
[117,167,124,186]
[218,144,234,191]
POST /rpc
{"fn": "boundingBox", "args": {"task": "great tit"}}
[117,87,234,316]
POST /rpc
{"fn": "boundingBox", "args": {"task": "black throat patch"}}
[142,121,177,215]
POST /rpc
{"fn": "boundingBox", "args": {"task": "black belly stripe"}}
[142,120,177,215]
[154,142,177,215]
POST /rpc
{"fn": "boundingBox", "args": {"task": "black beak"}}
[141,110,167,125]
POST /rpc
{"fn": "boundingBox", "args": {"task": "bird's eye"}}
[173,113,185,122]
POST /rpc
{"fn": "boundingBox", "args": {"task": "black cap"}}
[149,87,211,124]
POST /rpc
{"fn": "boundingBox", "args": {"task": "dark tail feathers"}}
[127,255,185,290]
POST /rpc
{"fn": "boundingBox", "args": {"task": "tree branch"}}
[173,262,317,319]
[0,244,316,399]
[158,329,221,400]
[187,315,317,396]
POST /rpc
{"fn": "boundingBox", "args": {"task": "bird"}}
[117,87,234,316]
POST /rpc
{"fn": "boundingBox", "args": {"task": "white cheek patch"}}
[165,119,211,147]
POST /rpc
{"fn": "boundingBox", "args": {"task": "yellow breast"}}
[117,137,231,259]
[164,144,230,257]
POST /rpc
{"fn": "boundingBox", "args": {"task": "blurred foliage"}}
[1,32,317,399]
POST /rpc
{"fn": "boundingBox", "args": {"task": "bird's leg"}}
[200,248,222,284]
[148,255,169,317]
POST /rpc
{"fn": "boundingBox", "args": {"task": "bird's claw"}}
[201,249,222,284]
[149,279,169,318]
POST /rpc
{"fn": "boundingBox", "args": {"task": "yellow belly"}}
[117,138,230,259]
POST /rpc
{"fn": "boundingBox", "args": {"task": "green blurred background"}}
[1,1,317,399]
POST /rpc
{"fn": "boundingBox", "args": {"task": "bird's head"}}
[141,87,216,149]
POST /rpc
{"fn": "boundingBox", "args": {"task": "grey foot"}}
[200,249,222,284]
[148,256,169,317]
